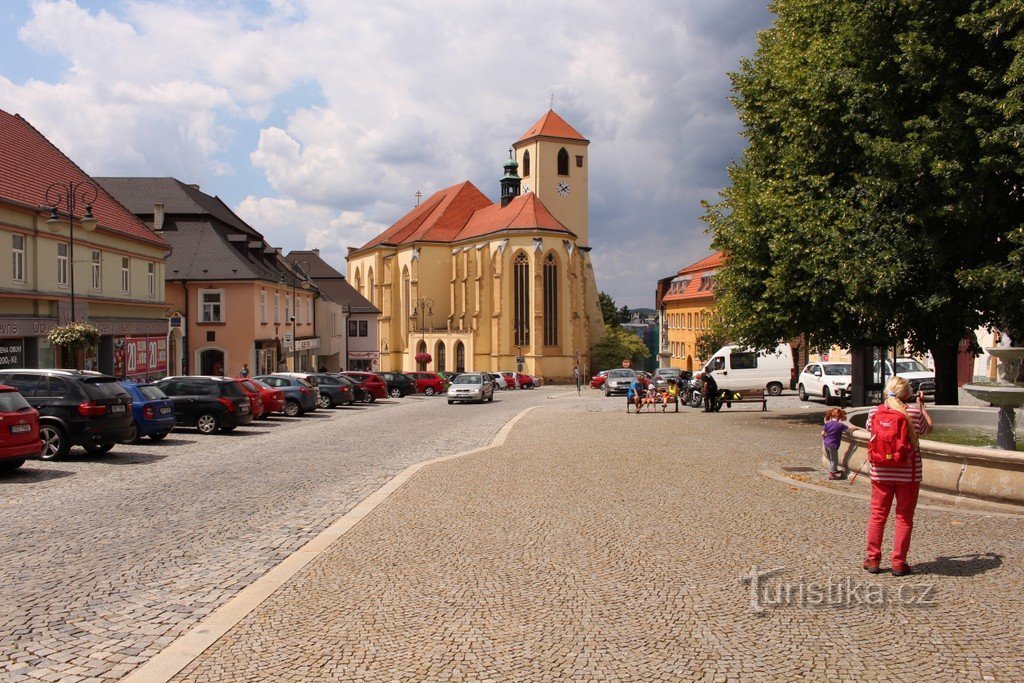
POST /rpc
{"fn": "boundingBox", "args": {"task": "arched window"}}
[367,269,375,306]
[687,313,693,329]
[513,252,530,346]
[354,268,362,296]
[522,150,531,177]
[543,253,558,346]
[402,266,411,319]
[455,342,466,373]
[436,341,446,372]
[557,148,569,175]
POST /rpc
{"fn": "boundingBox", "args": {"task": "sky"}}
[0,0,773,308]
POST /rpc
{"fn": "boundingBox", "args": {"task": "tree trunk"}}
[930,343,960,405]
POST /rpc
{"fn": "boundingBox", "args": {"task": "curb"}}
[123,404,544,683]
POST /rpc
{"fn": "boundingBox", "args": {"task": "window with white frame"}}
[285,294,292,322]
[91,250,102,290]
[307,297,313,324]
[295,295,301,324]
[12,234,25,283]
[147,262,155,296]
[200,289,223,322]
[57,242,69,286]
[274,293,280,323]
[121,257,130,293]
[260,291,267,323]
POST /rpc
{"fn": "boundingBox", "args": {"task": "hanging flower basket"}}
[414,352,432,364]
[47,322,101,350]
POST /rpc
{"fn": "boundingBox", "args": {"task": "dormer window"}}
[557,148,569,176]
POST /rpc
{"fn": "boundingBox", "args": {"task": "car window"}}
[221,381,245,398]
[297,378,313,388]
[801,365,814,374]
[456,374,483,384]
[896,360,930,373]
[252,379,273,390]
[263,377,286,387]
[5,374,41,396]
[812,366,822,376]
[607,369,635,379]
[0,390,33,411]
[82,378,129,399]
[317,375,338,385]
[37,376,71,398]
[710,357,726,371]
[824,364,852,376]
[139,385,168,400]
[731,352,758,370]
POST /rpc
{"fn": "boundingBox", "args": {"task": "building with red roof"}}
[346,110,603,380]
[0,109,171,374]
[655,251,724,371]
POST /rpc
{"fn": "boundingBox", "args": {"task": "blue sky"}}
[0,0,773,308]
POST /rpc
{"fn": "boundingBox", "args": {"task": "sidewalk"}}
[172,401,1024,681]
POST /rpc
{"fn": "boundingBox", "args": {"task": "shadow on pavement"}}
[81,452,167,465]
[915,553,1003,577]
[0,467,76,483]
[759,411,829,426]
[136,437,197,447]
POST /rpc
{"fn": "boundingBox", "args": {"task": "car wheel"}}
[390,387,402,398]
[149,432,169,441]
[823,386,833,405]
[0,458,25,471]
[604,388,611,397]
[767,382,784,397]
[798,384,808,402]
[196,412,220,434]
[424,387,436,396]
[39,424,69,460]
[284,400,302,417]
[126,421,140,444]
[447,400,454,405]
[367,393,376,404]
[689,391,703,408]
[84,443,115,455]
[317,394,333,409]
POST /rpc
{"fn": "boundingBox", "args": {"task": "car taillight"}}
[78,401,107,417]
[217,397,236,412]
[299,387,311,396]
[142,406,155,419]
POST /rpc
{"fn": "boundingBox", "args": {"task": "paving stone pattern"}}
[0,389,547,682]
[175,392,1024,682]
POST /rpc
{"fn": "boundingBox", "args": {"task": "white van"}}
[702,344,794,395]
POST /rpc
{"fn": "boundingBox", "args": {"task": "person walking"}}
[821,408,848,480]
[574,365,581,397]
[863,376,933,576]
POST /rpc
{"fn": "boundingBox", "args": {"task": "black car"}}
[380,372,417,398]
[0,369,133,459]
[154,376,253,434]
[310,373,355,408]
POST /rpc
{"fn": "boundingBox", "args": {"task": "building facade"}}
[345,110,604,382]
[0,110,171,376]
[656,252,723,372]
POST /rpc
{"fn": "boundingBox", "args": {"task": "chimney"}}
[188,184,200,190]
[153,203,165,231]
[313,248,320,255]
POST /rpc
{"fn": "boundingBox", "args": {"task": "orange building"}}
[655,252,722,371]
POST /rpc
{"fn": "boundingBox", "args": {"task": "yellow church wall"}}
[514,137,590,246]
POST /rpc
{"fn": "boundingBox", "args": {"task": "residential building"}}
[98,177,319,375]
[0,109,170,375]
[345,110,604,381]
[655,251,723,371]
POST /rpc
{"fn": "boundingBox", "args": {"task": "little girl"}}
[821,408,849,480]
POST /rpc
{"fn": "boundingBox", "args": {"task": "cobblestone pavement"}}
[174,390,1024,682]
[0,388,552,681]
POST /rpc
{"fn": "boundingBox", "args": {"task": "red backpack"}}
[868,405,915,466]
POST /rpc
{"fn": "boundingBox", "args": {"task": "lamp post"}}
[411,297,434,369]
[342,303,351,371]
[280,260,311,371]
[44,180,98,324]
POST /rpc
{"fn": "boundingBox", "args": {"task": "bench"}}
[720,389,767,412]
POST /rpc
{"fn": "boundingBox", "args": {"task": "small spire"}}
[415,190,422,206]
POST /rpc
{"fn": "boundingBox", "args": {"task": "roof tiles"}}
[516,110,588,143]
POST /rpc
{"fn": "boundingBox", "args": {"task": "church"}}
[345,110,604,382]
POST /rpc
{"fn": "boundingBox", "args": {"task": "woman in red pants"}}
[863,376,933,576]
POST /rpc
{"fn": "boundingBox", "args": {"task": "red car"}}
[342,371,389,402]
[236,380,266,419]
[501,372,537,389]
[590,371,608,389]
[0,385,41,471]
[407,371,450,396]
[246,379,284,417]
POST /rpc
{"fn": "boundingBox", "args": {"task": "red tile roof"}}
[353,182,572,252]
[0,109,168,248]
[516,110,588,143]
[663,251,723,302]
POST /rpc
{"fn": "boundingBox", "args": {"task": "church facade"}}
[345,110,603,382]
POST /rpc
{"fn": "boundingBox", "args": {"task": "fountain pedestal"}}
[963,347,1024,451]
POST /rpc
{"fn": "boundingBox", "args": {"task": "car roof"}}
[159,375,236,381]
[3,368,109,377]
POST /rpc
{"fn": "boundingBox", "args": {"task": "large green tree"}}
[591,326,651,372]
[704,0,1023,404]
[598,291,620,327]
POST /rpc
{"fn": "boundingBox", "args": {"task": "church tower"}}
[512,110,590,246]
[499,149,521,207]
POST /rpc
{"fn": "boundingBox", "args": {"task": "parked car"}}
[878,358,936,397]
[0,385,40,470]
[328,373,368,403]
[483,372,507,391]
[118,381,176,442]
[590,370,609,389]
[342,371,389,402]
[701,344,795,396]
[797,362,853,404]
[652,367,684,390]
[309,373,355,407]
[252,375,319,416]
[501,372,536,389]
[154,376,254,434]
[0,369,133,459]
[438,371,460,384]
[603,368,638,396]
[447,373,495,404]
[380,372,417,398]
[243,378,284,417]
[407,371,450,396]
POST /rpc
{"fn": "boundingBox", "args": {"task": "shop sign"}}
[0,339,25,370]
[114,335,168,379]
[348,351,380,360]
[295,338,320,351]
[0,317,60,337]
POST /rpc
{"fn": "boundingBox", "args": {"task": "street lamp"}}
[44,180,98,324]
[280,260,311,371]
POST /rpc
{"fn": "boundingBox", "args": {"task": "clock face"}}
[556,181,570,197]
[522,183,532,194]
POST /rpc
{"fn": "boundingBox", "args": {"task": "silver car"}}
[603,368,638,396]
[653,367,683,389]
[447,373,495,404]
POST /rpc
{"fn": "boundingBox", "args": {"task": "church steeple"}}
[499,148,521,207]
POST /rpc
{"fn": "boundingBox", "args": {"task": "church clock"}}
[556,181,570,197]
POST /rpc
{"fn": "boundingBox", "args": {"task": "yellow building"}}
[656,252,722,372]
[346,110,603,381]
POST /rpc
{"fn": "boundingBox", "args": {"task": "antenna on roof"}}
[415,190,422,206]
[549,93,555,110]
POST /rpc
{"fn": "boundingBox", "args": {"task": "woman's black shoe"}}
[892,566,913,577]
[863,564,881,574]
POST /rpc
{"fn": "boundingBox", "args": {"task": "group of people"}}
[625,375,682,413]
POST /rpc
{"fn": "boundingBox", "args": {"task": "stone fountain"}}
[963,347,1024,451]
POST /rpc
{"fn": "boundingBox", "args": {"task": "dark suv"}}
[154,376,253,434]
[0,369,133,460]
[379,372,417,398]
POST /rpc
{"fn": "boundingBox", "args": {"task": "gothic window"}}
[354,268,362,296]
[557,148,569,176]
[402,266,411,317]
[523,150,531,177]
[436,341,446,372]
[513,252,530,346]
[368,269,375,306]
[455,341,466,373]
[543,253,558,346]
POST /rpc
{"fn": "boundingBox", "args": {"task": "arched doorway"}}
[436,341,446,372]
[168,329,183,376]
[417,340,427,371]
[455,341,466,373]
[199,348,225,376]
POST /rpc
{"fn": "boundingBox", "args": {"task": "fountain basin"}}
[828,406,1024,506]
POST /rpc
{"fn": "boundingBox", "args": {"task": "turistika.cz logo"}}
[740,566,937,614]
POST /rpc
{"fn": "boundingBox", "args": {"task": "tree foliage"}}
[704,0,1024,402]
[591,325,651,372]
[598,291,619,327]
[695,329,728,364]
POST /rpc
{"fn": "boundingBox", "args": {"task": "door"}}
[200,349,225,376]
